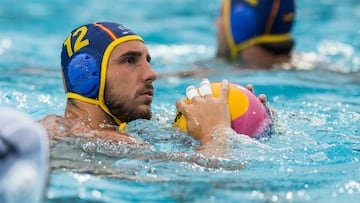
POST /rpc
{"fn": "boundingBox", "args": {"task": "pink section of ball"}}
[230,85,271,138]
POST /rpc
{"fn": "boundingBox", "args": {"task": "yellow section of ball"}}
[173,82,249,132]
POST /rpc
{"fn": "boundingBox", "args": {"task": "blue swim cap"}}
[223,0,295,59]
[61,22,144,128]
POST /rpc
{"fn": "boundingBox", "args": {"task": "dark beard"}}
[104,89,152,123]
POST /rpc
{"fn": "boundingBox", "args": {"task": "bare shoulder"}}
[38,114,66,134]
[38,114,71,144]
[38,114,142,145]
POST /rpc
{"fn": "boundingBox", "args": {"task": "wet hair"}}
[258,39,295,56]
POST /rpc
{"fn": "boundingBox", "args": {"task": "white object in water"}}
[0,108,49,203]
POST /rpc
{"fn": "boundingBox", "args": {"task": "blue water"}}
[1,0,360,202]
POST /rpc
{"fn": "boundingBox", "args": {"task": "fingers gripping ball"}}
[173,82,272,138]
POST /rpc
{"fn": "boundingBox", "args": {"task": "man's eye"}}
[125,57,135,64]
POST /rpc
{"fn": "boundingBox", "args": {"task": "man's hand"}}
[176,79,232,144]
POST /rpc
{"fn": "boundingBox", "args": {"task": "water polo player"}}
[160,0,296,77]
[60,22,151,131]
[41,22,262,147]
[215,0,295,68]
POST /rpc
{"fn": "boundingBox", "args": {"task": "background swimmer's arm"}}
[157,58,237,78]
[157,68,222,78]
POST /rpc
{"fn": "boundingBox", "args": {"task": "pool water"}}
[1,0,360,202]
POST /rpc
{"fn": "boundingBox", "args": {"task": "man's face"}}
[104,40,157,122]
[215,3,231,59]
